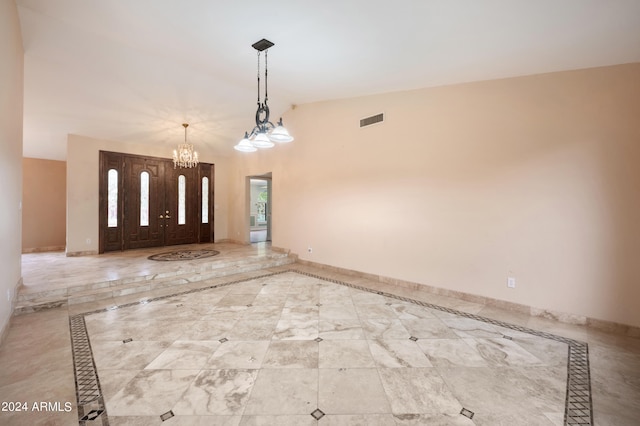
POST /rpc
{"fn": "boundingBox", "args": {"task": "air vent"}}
[360,113,384,128]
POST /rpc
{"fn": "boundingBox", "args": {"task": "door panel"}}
[123,156,165,249]
[164,165,198,246]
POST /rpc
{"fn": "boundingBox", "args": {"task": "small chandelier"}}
[173,123,199,168]
[234,39,294,153]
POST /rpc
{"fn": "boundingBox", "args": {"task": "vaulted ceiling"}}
[17,0,640,160]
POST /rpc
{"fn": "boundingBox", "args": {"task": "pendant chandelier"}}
[234,39,294,153]
[173,123,199,168]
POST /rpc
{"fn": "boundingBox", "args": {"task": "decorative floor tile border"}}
[69,315,109,426]
[69,269,593,425]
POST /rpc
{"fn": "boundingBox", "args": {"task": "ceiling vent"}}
[360,113,384,128]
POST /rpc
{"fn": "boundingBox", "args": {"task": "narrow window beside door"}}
[107,169,118,227]
[178,175,186,225]
[202,177,209,224]
[140,171,149,226]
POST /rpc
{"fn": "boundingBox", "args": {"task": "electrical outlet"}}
[507,277,516,288]
[86,238,91,245]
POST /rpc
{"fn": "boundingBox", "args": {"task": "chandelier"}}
[173,123,199,168]
[234,39,294,152]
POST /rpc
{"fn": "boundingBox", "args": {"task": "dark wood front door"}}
[99,151,214,252]
[123,155,166,249]
[163,162,198,246]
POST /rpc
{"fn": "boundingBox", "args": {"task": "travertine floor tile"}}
[318,368,390,414]
[243,369,318,415]
[173,369,258,416]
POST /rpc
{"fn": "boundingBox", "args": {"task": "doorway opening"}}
[248,174,272,244]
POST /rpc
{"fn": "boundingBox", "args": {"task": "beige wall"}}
[228,63,640,328]
[0,0,24,338]
[66,134,231,254]
[22,158,66,251]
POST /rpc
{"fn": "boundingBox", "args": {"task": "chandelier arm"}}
[256,103,270,127]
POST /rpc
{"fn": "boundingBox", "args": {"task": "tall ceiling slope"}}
[16,0,640,160]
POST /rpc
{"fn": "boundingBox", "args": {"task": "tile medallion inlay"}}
[69,269,593,425]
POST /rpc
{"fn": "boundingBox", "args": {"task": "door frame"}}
[98,150,215,253]
[245,172,272,244]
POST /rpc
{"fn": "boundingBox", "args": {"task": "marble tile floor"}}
[19,243,278,296]
[0,249,639,425]
[16,243,294,313]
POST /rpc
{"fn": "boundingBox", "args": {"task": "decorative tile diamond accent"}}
[80,409,103,421]
[122,338,133,344]
[219,337,229,343]
[311,408,326,420]
[409,336,418,341]
[502,334,513,340]
[460,408,474,419]
[315,337,323,342]
[160,410,175,421]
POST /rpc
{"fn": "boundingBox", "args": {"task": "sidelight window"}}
[178,175,186,225]
[107,169,118,227]
[140,171,149,226]
[202,177,209,224]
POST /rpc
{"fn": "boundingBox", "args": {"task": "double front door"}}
[99,151,214,253]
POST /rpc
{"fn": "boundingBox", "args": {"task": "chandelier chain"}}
[265,49,268,103]
[257,51,261,105]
